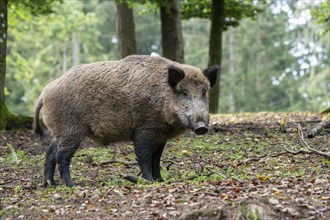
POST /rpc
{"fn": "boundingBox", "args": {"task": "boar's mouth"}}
[191,122,209,135]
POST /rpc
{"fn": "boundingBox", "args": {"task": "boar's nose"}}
[194,122,209,135]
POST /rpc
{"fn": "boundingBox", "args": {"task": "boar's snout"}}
[193,122,209,135]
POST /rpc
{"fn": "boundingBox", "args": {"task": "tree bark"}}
[208,0,225,113]
[72,34,80,65]
[0,0,7,102]
[228,27,235,113]
[116,2,137,58]
[0,0,9,130]
[160,0,184,63]
[0,0,32,130]
[62,43,67,74]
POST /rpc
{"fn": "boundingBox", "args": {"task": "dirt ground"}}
[0,112,329,219]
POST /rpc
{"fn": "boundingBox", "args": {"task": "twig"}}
[122,174,140,183]
[307,120,330,138]
[0,179,19,185]
[237,151,290,166]
[95,158,137,166]
[162,159,181,171]
[238,124,329,166]
[205,167,228,179]
[297,123,330,159]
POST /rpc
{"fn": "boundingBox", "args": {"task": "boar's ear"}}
[203,65,219,89]
[168,65,185,88]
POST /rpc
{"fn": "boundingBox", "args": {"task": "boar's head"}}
[167,64,219,135]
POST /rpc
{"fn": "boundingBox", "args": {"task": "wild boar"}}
[33,55,218,187]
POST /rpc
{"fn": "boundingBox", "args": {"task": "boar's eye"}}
[181,90,189,97]
[202,88,207,97]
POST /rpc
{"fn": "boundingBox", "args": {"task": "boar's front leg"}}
[151,143,165,182]
[56,136,82,187]
[133,141,153,182]
[134,131,164,182]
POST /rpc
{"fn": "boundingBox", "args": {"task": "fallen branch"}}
[0,179,19,185]
[122,174,140,183]
[96,158,137,166]
[205,167,228,179]
[307,120,330,138]
[238,124,329,166]
[237,151,292,166]
[297,123,330,159]
[162,159,181,171]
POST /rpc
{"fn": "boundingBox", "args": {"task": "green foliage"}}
[219,1,329,112]
[311,0,330,34]
[181,0,264,29]
[5,143,26,163]
[6,0,108,115]
[9,0,63,15]
[5,0,328,115]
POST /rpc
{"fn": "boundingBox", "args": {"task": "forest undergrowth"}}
[0,112,329,219]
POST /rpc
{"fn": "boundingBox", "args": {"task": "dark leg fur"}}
[134,143,153,181]
[151,143,165,182]
[133,133,155,182]
[133,128,167,182]
[56,137,81,187]
[44,139,58,187]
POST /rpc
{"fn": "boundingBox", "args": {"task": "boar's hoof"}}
[44,179,57,188]
[155,177,164,182]
[62,179,75,187]
[194,126,209,135]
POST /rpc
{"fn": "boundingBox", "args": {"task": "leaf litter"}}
[0,112,329,219]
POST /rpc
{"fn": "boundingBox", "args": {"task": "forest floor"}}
[0,112,329,220]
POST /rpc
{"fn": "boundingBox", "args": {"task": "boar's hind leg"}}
[151,143,165,182]
[44,139,59,187]
[56,136,82,187]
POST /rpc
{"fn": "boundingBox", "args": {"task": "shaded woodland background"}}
[3,0,330,116]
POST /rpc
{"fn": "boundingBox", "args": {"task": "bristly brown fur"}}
[35,55,218,185]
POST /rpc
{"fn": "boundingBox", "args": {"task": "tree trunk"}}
[62,43,67,74]
[72,34,80,65]
[160,0,184,63]
[208,0,225,113]
[0,0,10,129]
[0,0,7,102]
[228,27,235,113]
[116,2,137,58]
[0,0,32,130]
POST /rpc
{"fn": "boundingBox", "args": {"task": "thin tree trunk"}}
[0,0,9,129]
[72,34,80,65]
[62,44,67,74]
[254,16,262,110]
[160,0,184,63]
[0,0,8,102]
[116,2,137,58]
[208,0,225,113]
[0,0,32,130]
[228,27,235,113]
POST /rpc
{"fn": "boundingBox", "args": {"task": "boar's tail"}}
[33,98,48,141]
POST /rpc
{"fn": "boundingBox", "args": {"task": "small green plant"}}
[14,186,21,192]
[5,144,26,163]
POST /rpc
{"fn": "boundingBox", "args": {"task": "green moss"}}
[0,100,32,130]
